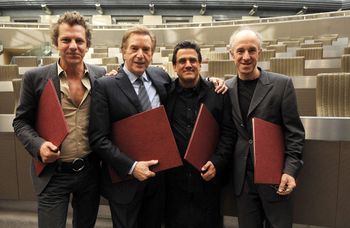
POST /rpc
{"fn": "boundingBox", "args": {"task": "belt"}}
[56,155,94,173]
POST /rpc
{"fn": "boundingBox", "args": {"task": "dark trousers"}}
[37,162,100,228]
[164,181,221,228]
[236,170,293,228]
[108,175,165,228]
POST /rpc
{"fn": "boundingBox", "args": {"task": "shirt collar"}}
[57,60,89,79]
[123,65,149,84]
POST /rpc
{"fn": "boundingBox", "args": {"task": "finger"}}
[201,162,210,172]
[146,160,159,167]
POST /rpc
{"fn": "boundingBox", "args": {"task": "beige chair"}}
[296,47,323,60]
[106,64,120,73]
[91,53,108,58]
[341,54,350,72]
[0,65,19,81]
[301,43,323,48]
[160,49,173,58]
[93,47,108,53]
[12,56,38,67]
[282,41,300,48]
[314,38,333,46]
[266,44,287,53]
[205,52,229,61]
[12,78,22,113]
[270,57,305,76]
[316,72,350,117]
[208,60,236,78]
[344,47,350,54]
[102,57,118,65]
[259,50,276,61]
[41,56,59,65]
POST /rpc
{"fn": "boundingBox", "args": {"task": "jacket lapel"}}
[247,71,272,117]
[115,70,143,112]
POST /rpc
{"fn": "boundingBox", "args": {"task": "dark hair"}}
[172,40,202,65]
[51,11,92,48]
[121,25,156,53]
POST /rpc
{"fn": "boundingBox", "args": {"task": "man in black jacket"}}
[164,40,236,228]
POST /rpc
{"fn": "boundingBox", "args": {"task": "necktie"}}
[136,77,152,111]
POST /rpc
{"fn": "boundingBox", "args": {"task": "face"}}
[56,23,88,68]
[122,33,153,76]
[230,30,261,80]
[173,48,201,88]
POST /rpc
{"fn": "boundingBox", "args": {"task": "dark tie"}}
[136,77,152,111]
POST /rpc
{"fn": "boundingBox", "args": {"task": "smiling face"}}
[173,48,201,88]
[230,30,261,80]
[122,33,153,76]
[56,23,88,68]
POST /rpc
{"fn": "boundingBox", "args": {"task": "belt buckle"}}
[72,158,85,172]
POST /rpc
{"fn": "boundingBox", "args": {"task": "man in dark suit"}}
[13,12,106,228]
[164,40,236,228]
[226,28,305,228]
[89,26,172,228]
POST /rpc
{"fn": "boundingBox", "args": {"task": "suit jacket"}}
[12,62,106,195]
[165,77,236,179]
[89,66,172,204]
[226,68,305,196]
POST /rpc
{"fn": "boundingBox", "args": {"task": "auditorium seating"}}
[41,56,59,65]
[208,60,236,78]
[341,54,350,72]
[102,56,118,65]
[11,56,38,67]
[344,46,350,54]
[270,56,305,76]
[296,47,323,60]
[260,49,276,61]
[266,44,287,53]
[0,65,19,80]
[300,42,323,48]
[91,53,108,58]
[204,51,230,60]
[316,72,350,117]
[282,40,300,48]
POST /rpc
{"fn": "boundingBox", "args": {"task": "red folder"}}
[252,117,284,184]
[34,79,69,176]
[184,104,220,172]
[109,106,182,183]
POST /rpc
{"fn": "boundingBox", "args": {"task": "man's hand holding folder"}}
[109,106,182,183]
[35,79,69,176]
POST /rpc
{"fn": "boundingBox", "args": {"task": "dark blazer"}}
[12,62,106,195]
[165,77,236,176]
[89,66,172,204]
[226,68,305,195]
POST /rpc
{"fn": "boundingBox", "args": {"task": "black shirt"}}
[237,77,259,126]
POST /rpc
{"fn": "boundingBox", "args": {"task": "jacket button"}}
[249,139,253,144]
[240,123,244,127]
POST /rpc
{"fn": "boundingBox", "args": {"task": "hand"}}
[208,77,228,94]
[276,173,296,195]
[106,69,118,76]
[39,141,60,164]
[132,160,158,181]
[201,161,216,181]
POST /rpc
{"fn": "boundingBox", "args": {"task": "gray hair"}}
[228,27,263,50]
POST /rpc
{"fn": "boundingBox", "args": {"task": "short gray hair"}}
[228,27,263,50]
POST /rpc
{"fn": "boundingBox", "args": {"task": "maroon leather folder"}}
[35,79,69,176]
[184,103,220,172]
[252,117,284,185]
[109,106,182,183]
